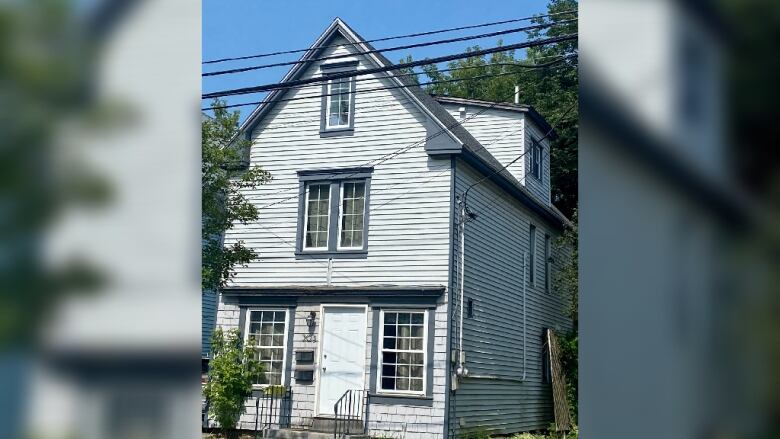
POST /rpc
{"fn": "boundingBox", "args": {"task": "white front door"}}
[317,306,367,416]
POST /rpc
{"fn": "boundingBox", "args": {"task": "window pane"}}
[305,184,330,248]
[327,78,351,127]
[247,310,288,385]
[339,181,366,248]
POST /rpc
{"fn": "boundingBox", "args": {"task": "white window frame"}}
[326,77,351,128]
[376,309,428,396]
[302,182,331,251]
[544,233,551,294]
[243,308,290,389]
[336,180,366,251]
[531,139,542,180]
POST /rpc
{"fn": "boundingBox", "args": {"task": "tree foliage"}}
[204,328,265,437]
[202,101,271,291]
[554,209,578,328]
[409,0,579,217]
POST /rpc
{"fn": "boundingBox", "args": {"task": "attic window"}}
[530,138,542,180]
[320,61,357,137]
[327,77,351,128]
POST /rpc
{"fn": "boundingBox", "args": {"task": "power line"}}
[202,33,578,99]
[249,86,536,213]
[460,101,578,221]
[203,10,578,65]
[205,55,574,110]
[202,19,577,77]
[202,54,574,112]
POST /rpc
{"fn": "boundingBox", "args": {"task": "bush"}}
[203,328,264,438]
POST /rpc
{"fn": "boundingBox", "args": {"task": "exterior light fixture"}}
[305,311,316,328]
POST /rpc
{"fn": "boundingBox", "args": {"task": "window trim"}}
[530,138,542,180]
[336,180,367,251]
[376,309,428,396]
[243,308,290,389]
[295,168,372,257]
[302,182,332,251]
[544,233,551,294]
[325,77,352,129]
[319,66,357,137]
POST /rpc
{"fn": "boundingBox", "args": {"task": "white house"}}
[214,18,572,439]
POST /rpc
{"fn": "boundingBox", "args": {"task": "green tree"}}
[202,100,271,292]
[204,328,265,438]
[554,209,578,421]
[411,0,579,217]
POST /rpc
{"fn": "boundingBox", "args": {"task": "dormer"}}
[433,96,554,205]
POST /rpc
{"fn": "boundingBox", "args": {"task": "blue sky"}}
[203,0,550,122]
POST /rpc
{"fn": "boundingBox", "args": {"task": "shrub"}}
[203,328,264,438]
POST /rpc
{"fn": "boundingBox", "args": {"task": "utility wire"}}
[202,53,574,112]
[249,86,542,213]
[205,55,574,110]
[202,33,578,99]
[460,101,578,221]
[203,19,577,77]
[203,10,578,64]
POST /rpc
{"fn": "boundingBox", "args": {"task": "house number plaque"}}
[303,333,317,343]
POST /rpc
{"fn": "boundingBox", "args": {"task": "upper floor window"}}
[530,138,542,180]
[320,61,357,137]
[297,168,372,256]
[338,181,366,249]
[327,77,352,128]
[304,183,331,250]
[544,234,551,293]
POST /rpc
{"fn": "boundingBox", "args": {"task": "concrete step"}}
[309,417,363,435]
[265,429,367,439]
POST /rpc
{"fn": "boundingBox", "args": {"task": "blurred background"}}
[0,0,777,438]
[580,0,779,438]
[0,0,201,438]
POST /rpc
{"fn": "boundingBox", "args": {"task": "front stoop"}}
[266,417,366,439]
[310,417,363,434]
[266,429,367,439]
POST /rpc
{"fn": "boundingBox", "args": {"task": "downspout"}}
[456,197,468,377]
[465,251,528,383]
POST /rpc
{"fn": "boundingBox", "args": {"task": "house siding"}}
[523,119,553,205]
[215,294,449,439]
[222,34,454,288]
[439,104,525,183]
[450,159,571,436]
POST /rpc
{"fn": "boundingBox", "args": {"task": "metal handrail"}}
[333,389,369,438]
[253,386,293,439]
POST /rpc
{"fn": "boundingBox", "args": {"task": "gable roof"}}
[238,18,569,229]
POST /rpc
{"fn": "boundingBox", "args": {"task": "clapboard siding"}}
[451,159,571,436]
[439,104,526,183]
[439,103,552,206]
[223,35,454,288]
[523,119,553,205]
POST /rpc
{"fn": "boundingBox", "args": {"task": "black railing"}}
[254,386,293,438]
[333,389,369,439]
